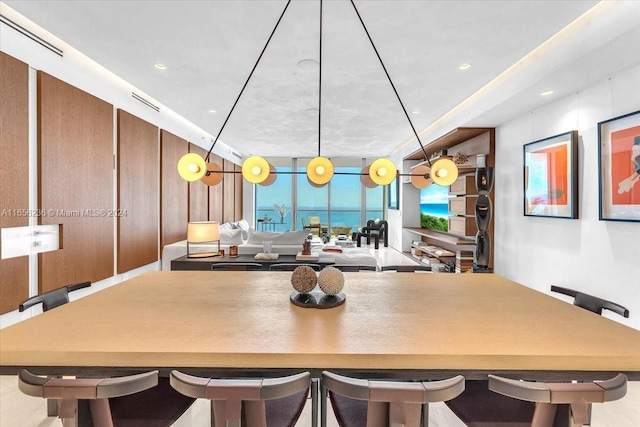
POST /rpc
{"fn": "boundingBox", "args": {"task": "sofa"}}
[161,224,309,271]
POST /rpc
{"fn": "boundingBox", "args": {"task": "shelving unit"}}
[404,227,475,269]
[402,127,495,271]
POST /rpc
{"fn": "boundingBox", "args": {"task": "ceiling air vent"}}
[0,14,63,57]
[231,151,242,161]
[131,92,159,112]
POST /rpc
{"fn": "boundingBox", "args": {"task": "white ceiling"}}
[3,0,638,158]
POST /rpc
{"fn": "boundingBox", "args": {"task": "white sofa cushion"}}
[220,228,243,245]
[247,229,308,245]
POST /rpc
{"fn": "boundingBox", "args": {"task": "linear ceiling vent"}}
[231,151,242,161]
[0,14,63,57]
[131,92,160,112]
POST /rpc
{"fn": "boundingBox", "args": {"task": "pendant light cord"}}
[349,0,430,165]
[318,0,323,157]
[205,0,293,162]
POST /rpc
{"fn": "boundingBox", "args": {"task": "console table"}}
[171,254,335,271]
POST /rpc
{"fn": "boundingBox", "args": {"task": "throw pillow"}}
[219,228,243,245]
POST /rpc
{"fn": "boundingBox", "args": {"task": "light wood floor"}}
[2,246,639,426]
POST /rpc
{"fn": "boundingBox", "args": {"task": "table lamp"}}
[187,221,220,258]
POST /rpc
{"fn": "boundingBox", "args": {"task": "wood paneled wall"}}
[160,130,188,247]
[117,109,159,273]
[208,154,224,222]
[223,159,236,223]
[37,71,114,293]
[0,52,30,314]
[188,144,209,222]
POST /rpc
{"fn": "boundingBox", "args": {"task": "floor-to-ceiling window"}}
[296,158,329,231]
[254,157,385,235]
[254,158,293,231]
[330,159,362,234]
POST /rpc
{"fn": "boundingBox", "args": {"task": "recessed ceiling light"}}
[540,90,554,96]
[154,63,166,70]
[208,109,216,114]
[305,107,319,114]
[459,63,471,70]
[412,110,420,114]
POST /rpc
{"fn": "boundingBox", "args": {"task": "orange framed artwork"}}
[523,130,579,219]
[598,110,640,222]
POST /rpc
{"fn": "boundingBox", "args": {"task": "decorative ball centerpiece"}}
[291,265,317,294]
[317,267,344,295]
[289,266,346,309]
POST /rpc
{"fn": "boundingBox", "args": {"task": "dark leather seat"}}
[356,220,388,249]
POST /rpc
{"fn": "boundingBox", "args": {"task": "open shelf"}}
[404,227,475,246]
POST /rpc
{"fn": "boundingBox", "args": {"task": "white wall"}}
[494,65,640,330]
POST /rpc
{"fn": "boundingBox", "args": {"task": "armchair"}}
[356,219,388,249]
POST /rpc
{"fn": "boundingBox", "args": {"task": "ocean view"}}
[256,208,383,233]
[420,203,449,218]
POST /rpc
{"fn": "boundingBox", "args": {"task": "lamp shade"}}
[431,158,458,186]
[360,166,377,188]
[259,163,277,186]
[368,158,397,186]
[242,156,270,184]
[178,153,207,181]
[187,221,220,243]
[410,164,433,189]
[307,156,334,186]
[200,162,224,186]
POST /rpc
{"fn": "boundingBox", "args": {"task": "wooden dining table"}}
[1,271,639,381]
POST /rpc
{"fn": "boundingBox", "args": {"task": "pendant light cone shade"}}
[369,158,397,186]
[431,158,459,186]
[410,164,433,189]
[259,164,277,186]
[360,166,377,188]
[200,163,224,186]
[242,156,270,184]
[178,153,207,182]
[307,157,334,185]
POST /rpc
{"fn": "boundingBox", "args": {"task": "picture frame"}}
[598,110,640,222]
[523,130,578,219]
[387,178,399,210]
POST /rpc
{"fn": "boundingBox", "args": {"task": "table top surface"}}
[1,271,639,377]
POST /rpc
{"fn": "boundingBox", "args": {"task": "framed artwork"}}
[598,110,640,222]
[523,130,578,219]
[387,178,399,210]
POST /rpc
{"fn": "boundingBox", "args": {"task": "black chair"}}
[332,265,377,272]
[356,220,388,249]
[380,265,431,272]
[270,263,322,271]
[321,370,464,427]
[18,281,93,417]
[19,370,195,427]
[170,370,313,427]
[488,373,627,427]
[18,281,91,312]
[210,263,263,271]
[446,286,630,426]
[551,285,629,317]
